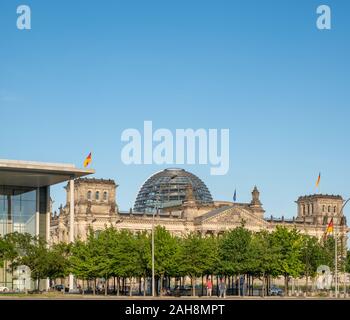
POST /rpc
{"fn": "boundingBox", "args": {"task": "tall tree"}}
[179,233,217,296]
[218,226,252,296]
[18,235,50,291]
[248,230,279,296]
[152,226,179,295]
[300,235,324,292]
[270,226,304,294]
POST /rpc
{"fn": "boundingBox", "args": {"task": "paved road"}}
[0,294,349,300]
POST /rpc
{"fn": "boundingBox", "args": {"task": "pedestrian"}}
[206,277,213,297]
[219,278,226,298]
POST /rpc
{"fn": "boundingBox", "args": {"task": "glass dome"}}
[133,168,213,212]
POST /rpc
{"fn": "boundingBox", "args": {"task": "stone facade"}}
[50,178,118,243]
[50,178,349,244]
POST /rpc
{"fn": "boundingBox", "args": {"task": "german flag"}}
[323,218,334,240]
[326,217,334,234]
[83,152,92,168]
[316,172,321,188]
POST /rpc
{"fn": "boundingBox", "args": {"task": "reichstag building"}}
[50,168,348,243]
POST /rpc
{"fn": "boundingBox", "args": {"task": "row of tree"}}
[1,226,349,296]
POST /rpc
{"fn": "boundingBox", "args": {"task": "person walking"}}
[206,277,213,297]
[219,278,226,298]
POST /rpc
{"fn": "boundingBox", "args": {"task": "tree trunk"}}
[114,277,116,294]
[82,279,84,295]
[238,275,241,296]
[130,277,133,296]
[201,276,204,296]
[284,275,289,295]
[117,277,120,296]
[216,276,218,297]
[160,275,164,296]
[306,274,309,295]
[262,273,265,297]
[139,277,141,296]
[105,278,108,296]
[143,277,146,296]
[93,278,96,295]
[192,277,195,296]
[11,264,14,291]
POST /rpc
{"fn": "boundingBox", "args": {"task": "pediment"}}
[199,206,267,227]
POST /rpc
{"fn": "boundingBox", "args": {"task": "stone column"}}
[35,187,40,237]
[46,187,50,291]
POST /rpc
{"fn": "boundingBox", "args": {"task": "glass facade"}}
[0,185,48,290]
[0,186,37,236]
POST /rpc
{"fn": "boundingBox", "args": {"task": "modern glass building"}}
[133,168,213,212]
[0,159,94,291]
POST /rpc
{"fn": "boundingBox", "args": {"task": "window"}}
[95,191,100,201]
[328,206,331,213]
[334,206,337,213]
[103,191,108,201]
[302,204,305,215]
[94,230,102,238]
[87,191,92,200]
[323,205,325,212]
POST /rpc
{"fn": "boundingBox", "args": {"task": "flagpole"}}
[339,198,350,298]
[335,225,338,298]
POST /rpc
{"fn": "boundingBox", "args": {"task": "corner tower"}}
[296,194,345,226]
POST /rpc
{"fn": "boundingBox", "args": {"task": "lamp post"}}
[151,174,177,297]
[339,198,350,298]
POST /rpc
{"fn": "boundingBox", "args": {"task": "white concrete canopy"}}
[0,159,95,187]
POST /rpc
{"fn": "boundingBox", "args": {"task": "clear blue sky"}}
[0,0,349,219]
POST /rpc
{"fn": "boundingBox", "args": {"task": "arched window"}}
[323,205,325,212]
[334,206,337,213]
[95,191,100,201]
[103,191,108,201]
[302,204,305,215]
[87,190,92,200]
[328,206,331,213]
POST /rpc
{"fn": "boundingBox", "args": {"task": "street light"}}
[338,198,350,298]
[151,174,177,297]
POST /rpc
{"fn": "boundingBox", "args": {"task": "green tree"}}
[179,233,217,296]
[3,232,32,289]
[18,235,50,291]
[218,226,252,295]
[270,226,304,294]
[70,230,101,294]
[135,231,151,296]
[152,226,179,295]
[248,230,279,296]
[46,242,71,287]
[108,229,139,296]
[300,235,324,292]
[346,250,350,273]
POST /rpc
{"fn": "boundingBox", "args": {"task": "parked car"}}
[269,286,283,296]
[170,285,200,297]
[54,284,65,291]
[0,286,9,292]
